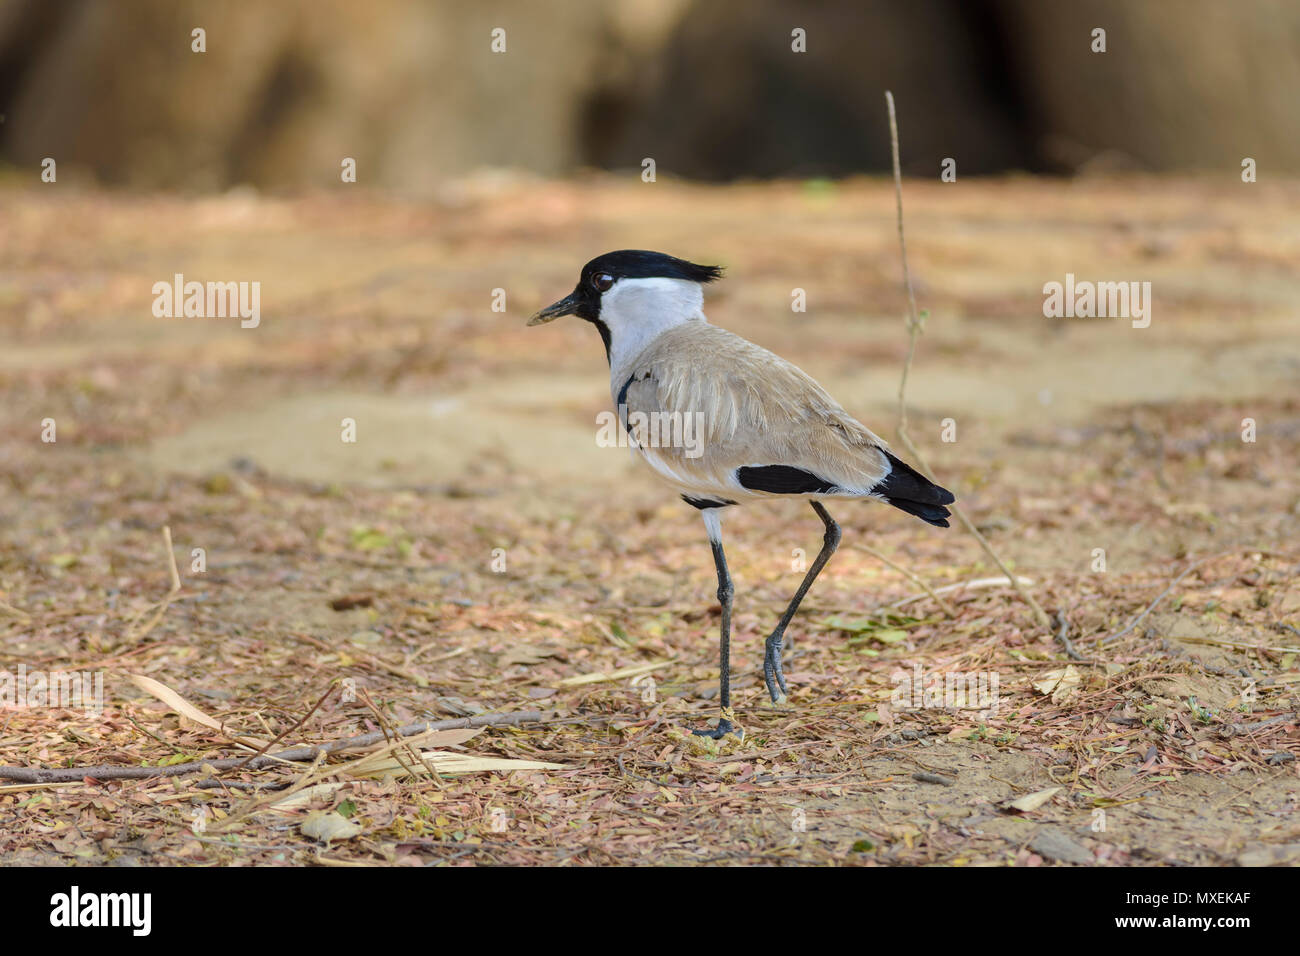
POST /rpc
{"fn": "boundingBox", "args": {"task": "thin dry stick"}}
[126,525,184,642]
[163,524,181,591]
[1053,610,1092,663]
[1180,636,1300,655]
[289,632,430,686]
[884,90,1051,631]
[229,681,340,772]
[212,750,330,833]
[356,686,433,784]
[866,575,1034,616]
[850,543,955,617]
[1222,714,1296,736]
[0,709,549,784]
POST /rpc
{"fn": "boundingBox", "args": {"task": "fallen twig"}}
[1221,714,1296,737]
[194,778,285,791]
[230,681,340,772]
[1178,636,1300,655]
[0,709,549,783]
[212,751,331,832]
[868,574,1035,613]
[125,525,184,642]
[1053,610,1092,662]
[354,686,432,783]
[851,543,956,618]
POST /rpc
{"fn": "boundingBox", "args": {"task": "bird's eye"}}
[591,272,614,292]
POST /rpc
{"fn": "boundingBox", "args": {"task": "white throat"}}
[601,277,706,381]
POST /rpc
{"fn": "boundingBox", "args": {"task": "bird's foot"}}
[692,718,738,740]
[762,633,790,703]
[690,707,744,744]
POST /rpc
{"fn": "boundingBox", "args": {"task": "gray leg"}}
[694,509,737,738]
[763,501,840,703]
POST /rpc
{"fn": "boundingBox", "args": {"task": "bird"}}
[528,250,954,739]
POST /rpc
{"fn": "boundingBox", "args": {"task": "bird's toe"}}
[692,720,734,740]
[686,719,745,753]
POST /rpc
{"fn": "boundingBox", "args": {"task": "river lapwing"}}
[529,250,954,738]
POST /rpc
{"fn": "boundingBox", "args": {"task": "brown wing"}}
[618,323,892,498]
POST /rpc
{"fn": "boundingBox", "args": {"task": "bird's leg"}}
[694,510,739,739]
[763,501,840,704]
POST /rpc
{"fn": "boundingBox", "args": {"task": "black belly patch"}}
[736,465,839,495]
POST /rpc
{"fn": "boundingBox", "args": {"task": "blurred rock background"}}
[1,0,1296,191]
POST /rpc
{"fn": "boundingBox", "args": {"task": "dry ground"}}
[0,173,1298,865]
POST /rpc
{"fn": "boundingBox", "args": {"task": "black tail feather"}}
[876,450,955,527]
[884,497,951,528]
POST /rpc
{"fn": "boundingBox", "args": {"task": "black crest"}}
[581,250,724,286]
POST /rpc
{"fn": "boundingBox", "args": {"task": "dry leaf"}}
[557,659,671,687]
[127,674,268,749]
[346,751,563,780]
[270,782,349,811]
[500,645,558,667]
[1033,666,1081,702]
[1004,786,1062,812]
[301,811,362,843]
